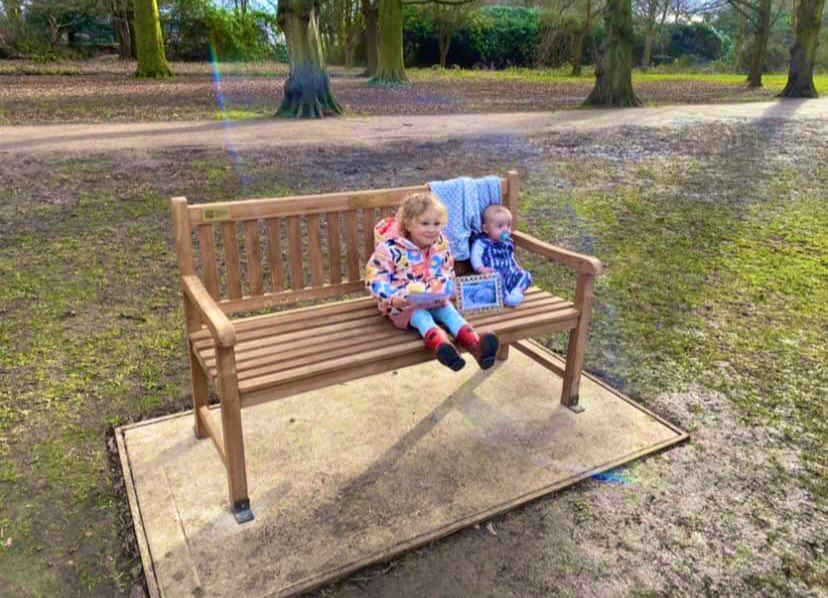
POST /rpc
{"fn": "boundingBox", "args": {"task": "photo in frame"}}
[455,273,504,313]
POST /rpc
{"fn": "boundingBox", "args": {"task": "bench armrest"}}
[181,275,237,348]
[512,231,603,276]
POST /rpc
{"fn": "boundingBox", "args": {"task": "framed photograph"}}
[456,274,503,313]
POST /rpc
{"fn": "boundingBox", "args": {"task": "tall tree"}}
[336,0,362,68]
[277,0,343,117]
[778,0,825,97]
[111,0,134,59]
[584,0,641,106]
[373,0,476,84]
[373,0,407,83]
[638,0,669,69]
[571,0,594,75]
[133,0,172,77]
[728,0,784,88]
[424,0,476,68]
[363,0,379,76]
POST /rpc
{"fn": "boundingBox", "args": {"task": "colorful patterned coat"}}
[364,218,456,329]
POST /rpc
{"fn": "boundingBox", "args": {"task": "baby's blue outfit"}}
[410,304,466,337]
[470,234,533,307]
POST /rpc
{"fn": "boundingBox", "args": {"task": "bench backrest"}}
[172,172,519,314]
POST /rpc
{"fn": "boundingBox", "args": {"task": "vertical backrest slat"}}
[223,222,242,299]
[380,206,395,220]
[307,214,324,287]
[197,224,220,299]
[344,210,360,282]
[265,217,284,292]
[243,220,263,296]
[506,170,520,229]
[362,208,375,264]
[287,216,305,290]
[327,212,342,284]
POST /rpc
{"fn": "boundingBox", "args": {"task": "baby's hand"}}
[477,267,496,275]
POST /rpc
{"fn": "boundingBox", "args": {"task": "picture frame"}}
[455,273,504,313]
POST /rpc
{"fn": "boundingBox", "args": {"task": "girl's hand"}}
[477,267,495,275]
[390,296,410,309]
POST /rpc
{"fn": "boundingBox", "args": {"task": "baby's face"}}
[483,213,512,241]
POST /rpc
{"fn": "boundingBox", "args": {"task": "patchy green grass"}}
[521,153,828,503]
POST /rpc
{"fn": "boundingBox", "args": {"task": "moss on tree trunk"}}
[372,0,408,85]
[584,0,640,107]
[277,0,342,118]
[133,0,172,78]
[778,0,825,98]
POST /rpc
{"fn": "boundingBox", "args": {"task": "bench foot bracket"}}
[565,401,585,414]
[233,499,255,524]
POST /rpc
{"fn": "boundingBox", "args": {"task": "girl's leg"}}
[428,304,467,336]
[410,309,465,371]
[431,305,500,370]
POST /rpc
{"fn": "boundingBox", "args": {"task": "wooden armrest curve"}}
[512,231,603,276]
[181,275,237,347]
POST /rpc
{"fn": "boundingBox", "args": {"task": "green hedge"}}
[162,0,280,62]
[404,6,541,68]
[404,6,734,70]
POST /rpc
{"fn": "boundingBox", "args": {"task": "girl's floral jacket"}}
[364,217,456,329]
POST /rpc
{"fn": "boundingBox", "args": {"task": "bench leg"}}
[216,347,254,524]
[560,272,596,413]
[189,343,209,439]
[496,343,510,361]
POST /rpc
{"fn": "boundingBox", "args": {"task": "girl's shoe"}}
[424,327,466,371]
[455,325,499,370]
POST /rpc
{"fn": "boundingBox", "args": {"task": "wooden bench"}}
[171,170,603,522]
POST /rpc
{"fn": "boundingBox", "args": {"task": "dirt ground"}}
[0,58,781,125]
[0,98,826,597]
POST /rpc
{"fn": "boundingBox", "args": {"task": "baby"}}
[470,205,533,307]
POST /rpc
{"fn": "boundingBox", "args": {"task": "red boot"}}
[455,325,499,370]
[424,327,466,371]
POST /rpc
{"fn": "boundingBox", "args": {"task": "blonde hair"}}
[397,192,448,235]
[482,204,512,224]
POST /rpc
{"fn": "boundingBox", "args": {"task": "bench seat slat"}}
[192,287,551,349]
[203,295,572,375]
[229,299,574,382]
[190,288,578,397]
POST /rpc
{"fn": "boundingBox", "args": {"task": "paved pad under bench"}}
[117,345,686,597]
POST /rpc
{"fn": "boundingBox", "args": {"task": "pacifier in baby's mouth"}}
[500,231,512,242]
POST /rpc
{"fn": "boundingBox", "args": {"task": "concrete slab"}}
[118,343,686,598]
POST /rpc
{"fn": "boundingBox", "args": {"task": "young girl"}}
[365,192,500,371]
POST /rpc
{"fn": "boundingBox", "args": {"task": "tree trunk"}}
[438,31,450,67]
[747,0,771,88]
[134,0,173,78]
[277,0,343,118]
[571,0,592,76]
[372,0,408,84]
[641,0,658,69]
[113,0,133,60]
[778,0,825,97]
[584,0,641,106]
[363,2,379,76]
